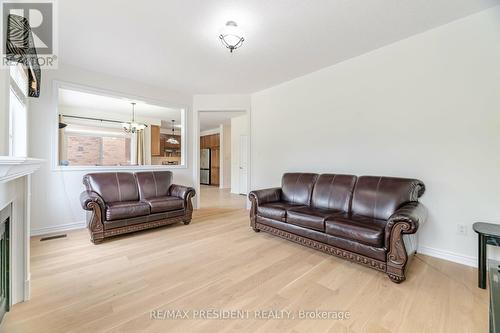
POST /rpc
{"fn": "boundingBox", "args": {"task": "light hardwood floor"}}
[1,186,488,333]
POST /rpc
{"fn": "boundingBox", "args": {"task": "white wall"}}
[251,7,500,266]
[28,63,194,235]
[0,68,9,155]
[231,115,248,194]
[193,94,251,112]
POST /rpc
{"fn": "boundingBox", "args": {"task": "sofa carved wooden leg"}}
[248,193,259,232]
[85,200,105,245]
[386,221,412,283]
[91,236,104,244]
[183,192,195,226]
[387,272,405,283]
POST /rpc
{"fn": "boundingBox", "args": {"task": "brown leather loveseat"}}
[249,173,427,283]
[80,171,195,244]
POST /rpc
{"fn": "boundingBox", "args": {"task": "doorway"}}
[199,132,220,186]
[195,110,250,208]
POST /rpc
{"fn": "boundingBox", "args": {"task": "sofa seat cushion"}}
[287,207,341,232]
[146,196,184,214]
[256,216,387,261]
[105,201,150,221]
[104,210,185,229]
[325,214,387,247]
[257,202,306,221]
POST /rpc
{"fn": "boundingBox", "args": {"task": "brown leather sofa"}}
[80,171,195,244]
[249,173,427,283]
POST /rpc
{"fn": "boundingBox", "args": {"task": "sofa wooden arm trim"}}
[248,188,282,231]
[385,203,426,282]
[86,201,105,244]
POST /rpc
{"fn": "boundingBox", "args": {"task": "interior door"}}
[238,135,248,194]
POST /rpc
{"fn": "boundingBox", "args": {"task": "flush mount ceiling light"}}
[219,21,245,53]
[122,102,146,133]
[166,120,179,144]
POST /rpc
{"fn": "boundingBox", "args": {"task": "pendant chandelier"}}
[166,120,179,144]
[219,21,245,53]
[122,102,146,133]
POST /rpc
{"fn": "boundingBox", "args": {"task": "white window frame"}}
[8,64,29,157]
[52,81,188,171]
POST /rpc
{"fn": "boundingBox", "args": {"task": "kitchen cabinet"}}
[151,125,161,156]
[210,148,220,186]
[200,134,220,149]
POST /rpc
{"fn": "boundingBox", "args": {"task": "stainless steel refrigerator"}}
[200,148,211,185]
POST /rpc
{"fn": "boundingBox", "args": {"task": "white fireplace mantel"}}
[0,156,43,306]
[0,156,44,183]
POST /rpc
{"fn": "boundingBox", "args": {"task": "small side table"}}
[473,222,500,289]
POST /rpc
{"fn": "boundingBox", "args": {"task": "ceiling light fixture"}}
[166,120,179,144]
[122,102,146,133]
[219,21,244,53]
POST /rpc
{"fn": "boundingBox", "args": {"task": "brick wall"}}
[66,136,101,166]
[102,137,130,165]
[66,135,130,166]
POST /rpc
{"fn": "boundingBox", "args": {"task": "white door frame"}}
[238,134,249,194]
[192,109,251,209]
[218,124,225,189]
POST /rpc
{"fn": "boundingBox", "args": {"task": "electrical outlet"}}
[456,224,468,236]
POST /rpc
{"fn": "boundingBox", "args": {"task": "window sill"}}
[52,164,187,172]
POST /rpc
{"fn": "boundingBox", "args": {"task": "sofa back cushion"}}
[135,171,173,200]
[83,172,139,203]
[281,173,318,205]
[352,176,425,220]
[311,174,357,211]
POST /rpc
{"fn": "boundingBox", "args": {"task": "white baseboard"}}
[31,221,86,236]
[24,278,30,301]
[418,245,477,268]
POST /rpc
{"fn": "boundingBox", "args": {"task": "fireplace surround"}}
[0,156,43,315]
[0,205,10,321]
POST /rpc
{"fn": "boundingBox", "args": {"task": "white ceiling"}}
[58,88,182,122]
[58,0,500,94]
[199,111,246,132]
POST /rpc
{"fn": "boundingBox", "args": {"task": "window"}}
[9,64,28,157]
[60,118,131,166]
[57,87,185,167]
